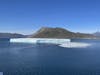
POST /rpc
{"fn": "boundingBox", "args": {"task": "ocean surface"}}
[0,39,100,75]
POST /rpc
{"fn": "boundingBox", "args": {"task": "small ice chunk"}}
[59,42,91,48]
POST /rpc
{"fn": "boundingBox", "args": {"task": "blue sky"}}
[0,0,100,34]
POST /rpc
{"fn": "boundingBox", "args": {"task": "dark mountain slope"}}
[29,27,96,39]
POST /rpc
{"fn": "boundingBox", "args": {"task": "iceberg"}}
[10,38,70,44]
[10,38,91,48]
[59,42,91,48]
[10,38,37,43]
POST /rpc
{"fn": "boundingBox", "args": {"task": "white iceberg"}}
[10,38,70,44]
[10,38,91,48]
[59,42,91,48]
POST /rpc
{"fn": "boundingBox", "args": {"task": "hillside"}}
[0,33,26,38]
[29,27,96,39]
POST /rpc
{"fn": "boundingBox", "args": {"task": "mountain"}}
[0,33,26,38]
[29,27,96,39]
[93,32,100,37]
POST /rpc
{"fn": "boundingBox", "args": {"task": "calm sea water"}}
[0,39,100,75]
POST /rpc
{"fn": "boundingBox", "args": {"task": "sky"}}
[0,0,100,34]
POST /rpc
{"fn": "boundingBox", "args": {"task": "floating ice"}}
[10,38,70,44]
[10,38,91,48]
[59,42,91,48]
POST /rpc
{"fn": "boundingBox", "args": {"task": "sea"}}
[0,38,100,75]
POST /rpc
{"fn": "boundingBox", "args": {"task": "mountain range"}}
[93,32,100,37]
[0,33,26,38]
[0,27,99,39]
